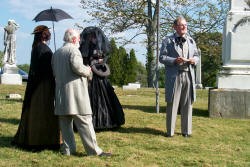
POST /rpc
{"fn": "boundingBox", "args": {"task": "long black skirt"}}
[89,75,125,130]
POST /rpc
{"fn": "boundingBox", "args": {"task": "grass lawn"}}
[0,84,249,167]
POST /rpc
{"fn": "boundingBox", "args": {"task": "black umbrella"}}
[33,6,73,50]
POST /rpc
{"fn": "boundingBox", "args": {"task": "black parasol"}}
[33,6,73,50]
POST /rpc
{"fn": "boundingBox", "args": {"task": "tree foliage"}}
[0,51,3,67]
[80,0,229,87]
[108,38,139,86]
[80,0,159,87]
[195,32,223,87]
[124,49,137,84]
[160,0,228,37]
[135,62,147,87]
[17,64,30,73]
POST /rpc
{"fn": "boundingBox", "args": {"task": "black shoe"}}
[166,134,173,138]
[182,134,191,138]
[98,152,112,157]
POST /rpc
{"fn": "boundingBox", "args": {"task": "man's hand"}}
[175,57,185,64]
[188,58,196,64]
[175,57,195,65]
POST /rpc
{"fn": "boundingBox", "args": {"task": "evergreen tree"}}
[136,62,147,87]
[127,49,137,84]
[118,46,127,86]
[108,38,120,85]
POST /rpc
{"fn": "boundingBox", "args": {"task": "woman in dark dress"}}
[12,25,61,150]
[79,26,125,130]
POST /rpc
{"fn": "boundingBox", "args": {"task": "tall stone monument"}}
[209,0,250,118]
[0,19,22,85]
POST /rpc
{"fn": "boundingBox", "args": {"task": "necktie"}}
[176,37,186,46]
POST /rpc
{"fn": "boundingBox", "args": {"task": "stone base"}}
[209,88,250,119]
[217,65,250,89]
[0,73,22,85]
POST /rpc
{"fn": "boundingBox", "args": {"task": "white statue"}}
[3,19,19,65]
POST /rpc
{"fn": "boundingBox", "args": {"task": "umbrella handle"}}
[52,21,56,51]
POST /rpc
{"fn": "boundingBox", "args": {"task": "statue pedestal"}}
[0,73,22,85]
[0,64,22,85]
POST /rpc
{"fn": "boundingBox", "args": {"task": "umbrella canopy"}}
[33,6,73,50]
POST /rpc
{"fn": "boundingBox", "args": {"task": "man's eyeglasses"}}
[177,24,187,28]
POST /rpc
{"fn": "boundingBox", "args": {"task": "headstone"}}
[209,0,250,119]
[0,19,22,85]
[196,48,203,89]
[122,82,141,90]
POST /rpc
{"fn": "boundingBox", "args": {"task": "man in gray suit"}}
[52,28,111,156]
[159,16,199,138]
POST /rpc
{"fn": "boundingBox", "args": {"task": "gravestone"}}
[209,0,250,118]
[0,19,22,85]
[196,48,203,89]
[123,82,141,90]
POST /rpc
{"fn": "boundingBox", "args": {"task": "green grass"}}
[0,85,249,167]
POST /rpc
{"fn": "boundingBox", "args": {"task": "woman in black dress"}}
[79,26,125,130]
[12,25,61,150]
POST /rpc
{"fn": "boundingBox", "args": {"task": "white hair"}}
[63,28,79,43]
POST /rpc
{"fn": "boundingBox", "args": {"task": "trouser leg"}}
[179,72,192,135]
[59,115,76,155]
[166,75,182,136]
[73,115,103,155]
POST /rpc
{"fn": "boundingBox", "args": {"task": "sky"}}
[0,0,147,65]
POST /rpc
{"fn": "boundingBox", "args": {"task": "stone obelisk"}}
[209,0,250,118]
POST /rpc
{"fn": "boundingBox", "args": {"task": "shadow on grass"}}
[0,98,23,103]
[122,105,209,117]
[193,108,209,117]
[113,126,166,137]
[0,136,13,148]
[0,117,20,125]
[122,105,166,113]
[0,136,61,154]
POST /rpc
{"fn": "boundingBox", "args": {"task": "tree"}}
[107,38,127,86]
[80,0,159,87]
[108,38,121,85]
[195,32,223,87]
[80,0,228,87]
[123,49,137,84]
[0,51,3,68]
[17,64,30,73]
[136,62,147,87]
[118,46,128,86]
[158,66,165,88]
[160,0,228,37]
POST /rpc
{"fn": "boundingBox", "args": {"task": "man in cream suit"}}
[159,16,199,138]
[52,29,111,156]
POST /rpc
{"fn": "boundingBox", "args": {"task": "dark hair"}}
[32,27,51,48]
